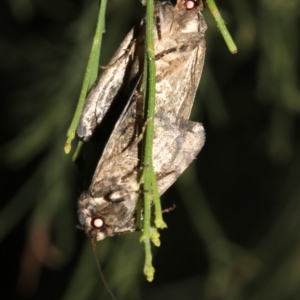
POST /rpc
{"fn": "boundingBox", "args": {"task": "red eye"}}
[91,217,105,229]
[186,0,195,9]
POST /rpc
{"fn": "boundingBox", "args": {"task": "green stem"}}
[140,0,171,280]
[139,0,159,282]
[143,238,155,282]
[64,0,107,154]
[151,168,166,229]
[206,0,238,54]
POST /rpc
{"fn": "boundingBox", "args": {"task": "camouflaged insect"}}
[77,0,207,240]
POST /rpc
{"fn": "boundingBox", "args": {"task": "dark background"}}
[1,0,300,299]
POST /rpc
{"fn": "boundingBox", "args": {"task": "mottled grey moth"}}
[77,0,207,240]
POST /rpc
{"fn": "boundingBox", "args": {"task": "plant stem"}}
[140,0,167,282]
[64,0,107,154]
[206,0,237,54]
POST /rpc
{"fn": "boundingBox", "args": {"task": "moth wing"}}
[153,116,205,195]
[88,76,142,192]
[177,35,206,120]
[77,22,144,140]
[154,9,206,121]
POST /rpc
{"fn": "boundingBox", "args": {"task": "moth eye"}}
[185,0,195,10]
[91,217,105,229]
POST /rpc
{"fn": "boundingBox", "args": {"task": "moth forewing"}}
[78,96,144,241]
[154,2,207,120]
[153,115,205,194]
[77,24,142,140]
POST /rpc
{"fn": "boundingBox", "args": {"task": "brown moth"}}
[77,0,206,140]
[77,0,207,240]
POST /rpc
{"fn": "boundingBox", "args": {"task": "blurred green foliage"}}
[0,0,300,299]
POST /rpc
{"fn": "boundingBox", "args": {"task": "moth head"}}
[91,216,105,229]
[175,0,202,11]
[84,215,112,241]
[185,1,195,10]
[78,207,111,241]
[77,191,137,241]
[169,0,207,36]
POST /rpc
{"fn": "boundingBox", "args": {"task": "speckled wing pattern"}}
[77,0,207,240]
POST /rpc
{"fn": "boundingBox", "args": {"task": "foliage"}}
[1,0,300,299]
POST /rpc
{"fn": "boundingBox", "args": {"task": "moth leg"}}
[154,32,203,61]
[155,47,178,60]
[154,4,162,40]
[175,32,204,52]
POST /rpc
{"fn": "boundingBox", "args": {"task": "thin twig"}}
[206,0,237,54]
[64,0,107,154]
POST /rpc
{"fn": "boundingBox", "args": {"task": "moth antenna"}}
[91,239,117,300]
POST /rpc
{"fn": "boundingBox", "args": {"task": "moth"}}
[77,0,207,240]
